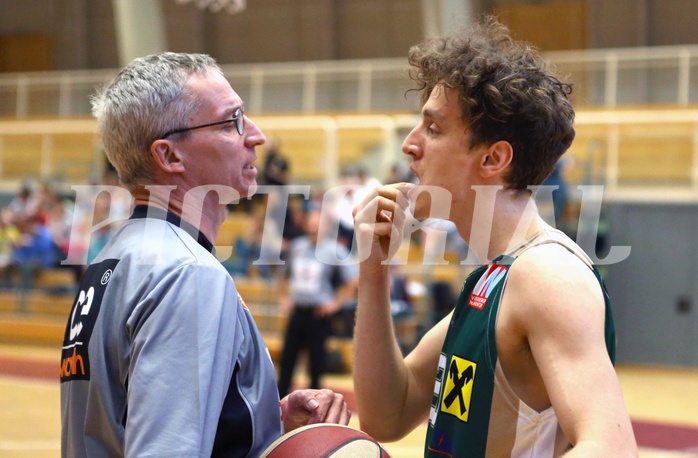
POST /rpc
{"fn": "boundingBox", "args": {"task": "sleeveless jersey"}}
[425,229,616,457]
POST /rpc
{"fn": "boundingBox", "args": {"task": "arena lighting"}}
[175,0,246,14]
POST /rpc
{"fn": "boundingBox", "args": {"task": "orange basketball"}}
[261,423,392,457]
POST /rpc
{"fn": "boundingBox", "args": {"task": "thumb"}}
[306,398,319,410]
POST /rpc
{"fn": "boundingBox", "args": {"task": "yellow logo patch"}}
[440,355,477,422]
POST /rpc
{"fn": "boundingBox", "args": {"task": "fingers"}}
[352,183,413,264]
[354,197,401,231]
[353,183,414,263]
[353,183,412,221]
[281,389,352,432]
[306,389,350,425]
[339,403,352,425]
[279,390,317,432]
[321,392,351,426]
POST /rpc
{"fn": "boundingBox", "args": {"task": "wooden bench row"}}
[0,269,444,372]
[0,313,66,346]
[0,311,355,371]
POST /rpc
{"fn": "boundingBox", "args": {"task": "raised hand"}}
[352,183,413,267]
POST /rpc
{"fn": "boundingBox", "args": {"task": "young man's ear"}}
[480,140,513,179]
[150,139,185,174]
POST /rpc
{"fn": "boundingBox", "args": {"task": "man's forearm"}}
[352,264,410,441]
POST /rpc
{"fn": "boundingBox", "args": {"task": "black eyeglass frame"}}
[161,107,244,139]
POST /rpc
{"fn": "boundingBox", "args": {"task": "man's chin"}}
[410,203,429,221]
[240,182,257,199]
[406,184,454,221]
[409,190,434,220]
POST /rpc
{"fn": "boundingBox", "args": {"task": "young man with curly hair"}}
[352,17,637,457]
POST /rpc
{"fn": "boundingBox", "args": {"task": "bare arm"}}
[351,183,447,441]
[508,247,637,456]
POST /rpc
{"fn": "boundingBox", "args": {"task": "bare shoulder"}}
[504,242,606,328]
[510,242,601,293]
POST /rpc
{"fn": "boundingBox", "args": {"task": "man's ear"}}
[480,140,513,179]
[150,139,185,174]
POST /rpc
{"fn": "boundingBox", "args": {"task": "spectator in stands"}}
[226,202,275,278]
[306,184,326,213]
[262,137,290,186]
[334,163,381,250]
[6,183,33,223]
[388,263,412,317]
[10,215,58,288]
[541,156,575,236]
[39,185,83,286]
[386,161,417,185]
[84,190,113,264]
[0,210,20,285]
[77,166,133,265]
[28,181,58,224]
[14,218,54,266]
[387,262,415,354]
[352,17,636,456]
[277,207,358,398]
[42,189,71,254]
[1,181,69,289]
[60,52,349,458]
[256,138,303,272]
[64,164,133,271]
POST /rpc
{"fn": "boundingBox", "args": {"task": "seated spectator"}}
[7,184,33,223]
[9,216,59,291]
[0,210,20,287]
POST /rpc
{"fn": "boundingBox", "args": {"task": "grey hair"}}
[91,52,222,190]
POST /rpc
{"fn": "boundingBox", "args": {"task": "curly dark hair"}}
[407,16,575,190]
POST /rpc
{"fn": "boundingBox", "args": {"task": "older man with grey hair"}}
[60,52,349,458]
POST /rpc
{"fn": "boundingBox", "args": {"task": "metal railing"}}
[546,45,698,107]
[1,44,698,118]
[1,45,698,200]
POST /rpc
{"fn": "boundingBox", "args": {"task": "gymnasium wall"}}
[1,0,698,72]
[491,0,588,50]
[0,34,54,72]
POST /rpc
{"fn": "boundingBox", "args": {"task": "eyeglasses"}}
[162,107,244,139]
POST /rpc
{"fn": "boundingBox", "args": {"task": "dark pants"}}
[277,306,332,398]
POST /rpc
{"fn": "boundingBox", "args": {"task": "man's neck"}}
[131,186,224,245]
[454,187,545,263]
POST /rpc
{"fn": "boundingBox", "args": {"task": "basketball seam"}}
[326,437,382,457]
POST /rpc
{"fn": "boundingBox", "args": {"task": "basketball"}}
[261,424,392,457]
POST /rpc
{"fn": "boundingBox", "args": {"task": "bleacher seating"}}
[2,106,698,371]
[215,213,251,247]
[0,285,73,347]
[2,109,698,190]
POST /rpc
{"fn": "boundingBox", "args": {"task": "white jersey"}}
[60,206,282,457]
